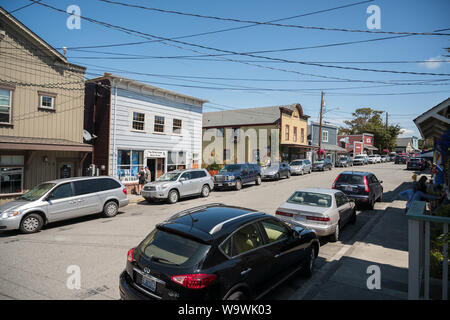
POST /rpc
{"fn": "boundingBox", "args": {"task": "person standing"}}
[137,167,146,195]
[144,166,151,183]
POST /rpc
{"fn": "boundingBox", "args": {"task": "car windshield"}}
[220,164,242,172]
[287,191,332,208]
[265,163,279,169]
[291,161,303,166]
[157,172,181,181]
[19,183,56,201]
[336,174,365,185]
[314,160,324,164]
[355,156,364,159]
[139,229,211,267]
[339,157,347,160]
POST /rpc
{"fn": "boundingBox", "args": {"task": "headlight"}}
[1,211,20,219]
[157,185,169,190]
[226,176,235,181]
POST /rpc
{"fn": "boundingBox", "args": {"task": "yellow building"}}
[202,104,310,167]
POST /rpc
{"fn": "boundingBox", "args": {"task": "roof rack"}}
[209,211,262,235]
[165,203,225,222]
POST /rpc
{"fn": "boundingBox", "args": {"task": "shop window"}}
[117,150,143,182]
[167,151,186,172]
[0,165,23,194]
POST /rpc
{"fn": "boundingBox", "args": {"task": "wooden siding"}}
[108,85,203,175]
[0,19,85,143]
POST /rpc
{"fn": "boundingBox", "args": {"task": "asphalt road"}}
[0,162,414,300]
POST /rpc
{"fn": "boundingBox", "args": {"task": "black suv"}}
[213,163,262,190]
[119,204,319,300]
[332,171,383,210]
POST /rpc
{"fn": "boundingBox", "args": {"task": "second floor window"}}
[301,128,305,143]
[38,92,56,110]
[132,112,145,131]
[173,119,182,134]
[293,127,297,142]
[285,125,289,141]
[154,115,165,133]
[0,88,12,124]
[322,130,329,143]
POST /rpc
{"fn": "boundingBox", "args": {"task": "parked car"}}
[406,158,426,171]
[276,188,356,242]
[352,155,367,165]
[289,159,312,175]
[142,169,213,204]
[262,162,291,180]
[0,176,129,234]
[335,156,353,167]
[394,155,409,164]
[332,171,383,210]
[312,158,333,171]
[381,156,388,163]
[213,163,262,191]
[119,203,320,300]
[368,155,381,164]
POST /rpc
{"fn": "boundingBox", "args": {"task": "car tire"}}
[255,175,262,185]
[309,168,312,174]
[349,208,357,224]
[367,197,375,210]
[201,185,210,197]
[226,291,246,300]
[103,201,119,217]
[20,213,44,234]
[235,179,242,191]
[276,173,280,181]
[168,190,179,204]
[329,222,340,242]
[302,245,316,277]
[377,192,383,202]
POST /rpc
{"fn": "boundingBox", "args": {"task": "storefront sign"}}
[144,150,166,158]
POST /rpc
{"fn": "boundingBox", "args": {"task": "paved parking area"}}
[0,163,413,300]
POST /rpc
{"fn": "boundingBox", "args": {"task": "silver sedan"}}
[275,188,356,242]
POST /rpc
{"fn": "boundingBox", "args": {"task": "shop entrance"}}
[146,158,165,181]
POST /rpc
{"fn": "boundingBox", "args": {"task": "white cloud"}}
[399,128,415,137]
[420,56,444,69]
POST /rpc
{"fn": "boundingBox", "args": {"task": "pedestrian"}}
[144,166,151,183]
[400,176,440,213]
[137,166,146,195]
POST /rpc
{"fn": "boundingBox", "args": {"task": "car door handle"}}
[241,268,252,276]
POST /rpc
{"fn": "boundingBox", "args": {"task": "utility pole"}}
[385,111,389,153]
[318,91,324,159]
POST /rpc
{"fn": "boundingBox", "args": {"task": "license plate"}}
[295,215,306,222]
[141,275,156,292]
[218,183,222,187]
[345,186,353,191]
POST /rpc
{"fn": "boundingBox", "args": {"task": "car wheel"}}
[20,213,44,234]
[201,185,210,197]
[255,175,262,185]
[367,197,375,210]
[103,201,119,217]
[226,291,246,300]
[302,245,317,277]
[329,222,340,242]
[377,191,383,202]
[168,190,179,204]
[350,208,357,224]
[235,179,242,190]
[300,169,304,175]
[309,168,312,174]
[276,173,280,181]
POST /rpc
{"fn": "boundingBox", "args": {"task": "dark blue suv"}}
[213,163,262,190]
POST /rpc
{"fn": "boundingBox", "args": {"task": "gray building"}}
[308,121,347,163]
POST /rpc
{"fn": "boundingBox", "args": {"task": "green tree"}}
[339,108,401,152]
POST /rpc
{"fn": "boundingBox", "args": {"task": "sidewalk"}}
[292,200,409,300]
[127,193,145,204]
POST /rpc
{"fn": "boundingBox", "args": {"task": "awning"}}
[312,144,347,153]
[0,136,93,152]
[364,145,378,151]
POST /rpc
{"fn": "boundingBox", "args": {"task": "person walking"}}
[137,167,146,195]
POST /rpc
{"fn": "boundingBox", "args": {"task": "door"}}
[241,164,250,183]
[231,222,272,295]
[190,170,205,194]
[45,182,78,222]
[72,179,103,216]
[147,159,157,182]
[58,162,75,179]
[179,171,195,196]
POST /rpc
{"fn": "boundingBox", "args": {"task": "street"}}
[0,163,413,300]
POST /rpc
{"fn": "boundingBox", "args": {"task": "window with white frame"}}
[38,92,56,110]
[154,115,165,133]
[132,112,145,131]
[0,88,12,124]
[0,155,24,194]
[322,130,329,143]
[116,150,143,181]
[173,119,182,134]
[167,151,187,171]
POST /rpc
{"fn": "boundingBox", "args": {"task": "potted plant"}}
[206,161,221,176]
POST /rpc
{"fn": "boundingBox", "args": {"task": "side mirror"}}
[180,177,187,182]
[379,180,383,184]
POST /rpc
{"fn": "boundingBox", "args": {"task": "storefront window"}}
[167,151,187,172]
[1,167,23,194]
[117,150,143,181]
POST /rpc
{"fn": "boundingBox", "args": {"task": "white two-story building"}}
[84,73,208,189]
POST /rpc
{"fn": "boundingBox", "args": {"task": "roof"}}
[87,73,208,106]
[160,204,265,241]
[0,7,85,71]
[311,143,347,152]
[413,97,450,139]
[203,103,308,128]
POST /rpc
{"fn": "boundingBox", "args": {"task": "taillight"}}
[276,210,293,217]
[171,274,216,289]
[332,175,339,189]
[363,176,370,193]
[306,216,330,222]
[127,247,135,262]
[123,188,127,195]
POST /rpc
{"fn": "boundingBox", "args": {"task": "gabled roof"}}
[203,103,308,128]
[0,6,85,71]
[413,97,450,139]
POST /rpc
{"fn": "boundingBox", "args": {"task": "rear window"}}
[336,174,364,185]
[291,161,303,166]
[287,191,332,208]
[410,158,421,162]
[139,229,211,267]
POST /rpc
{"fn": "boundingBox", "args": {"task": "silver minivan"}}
[0,176,129,234]
[290,159,312,175]
[141,169,214,204]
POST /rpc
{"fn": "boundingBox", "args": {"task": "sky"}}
[2,0,449,138]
